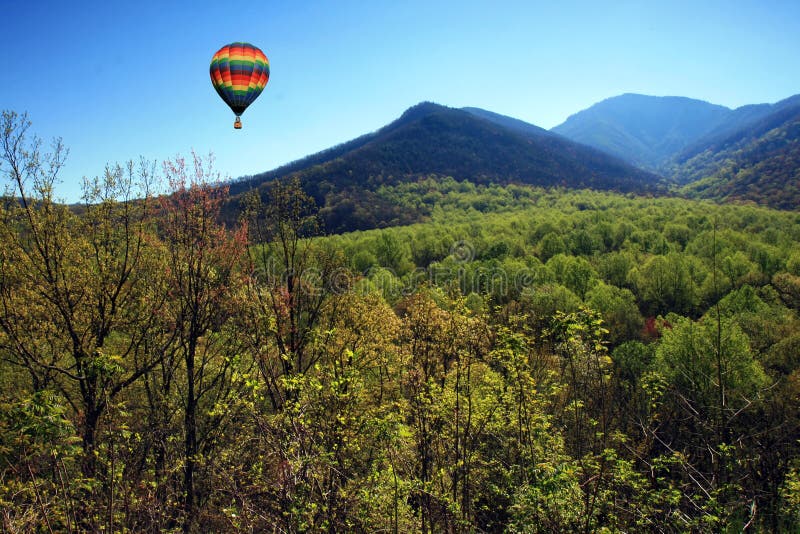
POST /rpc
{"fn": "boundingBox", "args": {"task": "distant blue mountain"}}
[672,94,800,171]
[677,96,800,209]
[551,93,731,170]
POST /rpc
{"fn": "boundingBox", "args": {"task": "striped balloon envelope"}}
[210,42,270,129]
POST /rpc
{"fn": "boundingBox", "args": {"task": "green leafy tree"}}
[375,231,414,275]
[586,282,644,346]
[546,253,598,300]
[160,154,248,532]
[241,177,343,410]
[1,111,162,528]
[631,253,697,316]
[537,231,566,262]
[652,315,769,526]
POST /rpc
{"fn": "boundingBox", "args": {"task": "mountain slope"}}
[674,94,800,168]
[232,103,663,232]
[461,107,554,138]
[551,92,800,210]
[672,94,800,181]
[679,100,800,209]
[551,93,731,170]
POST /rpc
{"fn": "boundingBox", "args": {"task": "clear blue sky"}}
[2,0,799,202]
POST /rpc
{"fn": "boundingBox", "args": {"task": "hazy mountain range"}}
[552,94,732,171]
[229,92,800,231]
[229,102,661,232]
[551,93,800,208]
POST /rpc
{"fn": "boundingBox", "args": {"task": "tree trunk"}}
[183,335,197,533]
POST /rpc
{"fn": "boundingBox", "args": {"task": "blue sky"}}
[2,0,799,202]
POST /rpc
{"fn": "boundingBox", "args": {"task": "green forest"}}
[3,111,800,532]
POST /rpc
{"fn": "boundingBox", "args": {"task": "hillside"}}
[679,103,800,208]
[673,94,800,169]
[551,93,731,170]
[551,92,800,210]
[230,102,663,232]
[461,106,554,138]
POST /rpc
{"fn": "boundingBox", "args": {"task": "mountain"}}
[674,95,800,167]
[550,92,800,210]
[551,93,732,171]
[231,102,663,233]
[461,107,554,138]
[678,97,800,209]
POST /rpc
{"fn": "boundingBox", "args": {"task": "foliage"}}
[2,113,800,531]
[679,112,800,210]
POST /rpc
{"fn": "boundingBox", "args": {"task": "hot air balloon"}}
[210,42,270,129]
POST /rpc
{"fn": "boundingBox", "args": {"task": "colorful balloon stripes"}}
[210,42,269,121]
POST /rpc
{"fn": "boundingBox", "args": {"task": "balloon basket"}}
[234,117,242,129]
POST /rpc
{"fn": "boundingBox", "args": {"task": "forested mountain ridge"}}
[460,106,555,138]
[679,111,800,208]
[225,94,799,230]
[673,93,800,169]
[551,93,732,170]
[228,102,663,232]
[551,92,800,210]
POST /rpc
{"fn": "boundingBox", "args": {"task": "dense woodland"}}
[679,117,800,209]
[3,110,800,532]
